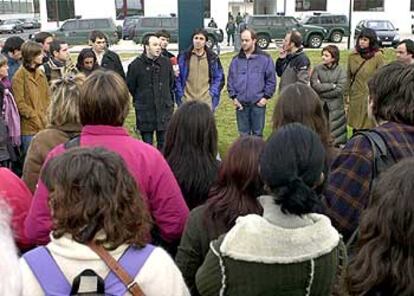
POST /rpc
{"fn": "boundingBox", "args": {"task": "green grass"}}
[74,48,397,156]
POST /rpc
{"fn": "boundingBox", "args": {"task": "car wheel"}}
[256,34,270,50]
[307,34,323,48]
[330,31,343,43]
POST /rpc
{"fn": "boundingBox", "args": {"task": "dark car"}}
[20,18,41,29]
[129,16,224,49]
[301,14,349,43]
[0,19,24,34]
[122,15,140,40]
[50,18,120,45]
[245,15,328,49]
[354,20,400,47]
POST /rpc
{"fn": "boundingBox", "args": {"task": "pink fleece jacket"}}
[24,125,189,245]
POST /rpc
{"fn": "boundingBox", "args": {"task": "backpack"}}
[23,244,155,295]
[345,130,396,249]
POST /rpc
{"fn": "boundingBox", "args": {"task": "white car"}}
[0,20,24,34]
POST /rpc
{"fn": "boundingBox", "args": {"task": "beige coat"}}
[12,66,50,135]
[347,51,384,129]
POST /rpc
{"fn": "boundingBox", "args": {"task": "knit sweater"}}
[20,235,190,296]
[195,195,346,296]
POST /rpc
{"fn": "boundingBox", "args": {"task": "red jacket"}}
[0,168,33,250]
[24,125,189,245]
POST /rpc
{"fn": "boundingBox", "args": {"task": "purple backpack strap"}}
[23,246,71,295]
[105,244,156,295]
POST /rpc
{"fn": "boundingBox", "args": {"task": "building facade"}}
[28,0,414,35]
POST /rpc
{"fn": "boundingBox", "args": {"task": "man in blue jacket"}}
[228,28,276,137]
[175,29,224,111]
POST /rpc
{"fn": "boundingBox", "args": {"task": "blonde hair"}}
[47,74,85,127]
[0,54,7,67]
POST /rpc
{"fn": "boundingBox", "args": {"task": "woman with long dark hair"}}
[347,28,384,131]
[175,135,265,295]
[196,123,346,295]
[344,158,414,296]
[164,100,219,209]
[272,82,334,169]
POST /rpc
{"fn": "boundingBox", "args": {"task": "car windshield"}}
[3,20,16,24]
[367,21,394,31]
[301,16,311,24]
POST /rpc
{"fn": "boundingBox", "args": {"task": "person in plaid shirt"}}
[324,61,414,240]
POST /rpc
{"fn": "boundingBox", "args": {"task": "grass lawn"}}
[75,48,397,156]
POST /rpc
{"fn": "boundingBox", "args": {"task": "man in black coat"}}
[89,30,125,79]
[126,34,175,150]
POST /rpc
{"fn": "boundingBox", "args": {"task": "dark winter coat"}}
[127,54,175,132]
[311,63,347,146]
[276,48,311,92]
[101,49,125,79]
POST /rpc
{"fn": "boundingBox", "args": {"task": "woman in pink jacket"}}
[24,70,189,250]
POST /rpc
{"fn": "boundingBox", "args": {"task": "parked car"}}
[50,18,120,45]
[245,15,328,49]
[20,18,41,29]
[122,15,140,40]
[301,13,349,43]
[354,20,400,47]
[128,16,224,49]
[0,19,24,34]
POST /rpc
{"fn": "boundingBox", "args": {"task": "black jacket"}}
[102,50,125,79]
[127,54,175,132]
[275,49,310,91]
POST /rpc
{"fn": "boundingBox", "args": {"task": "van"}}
[51,18,120,45]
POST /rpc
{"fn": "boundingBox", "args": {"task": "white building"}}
[33,0,414,35]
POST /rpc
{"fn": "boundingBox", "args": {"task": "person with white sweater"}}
[20,147,190,296]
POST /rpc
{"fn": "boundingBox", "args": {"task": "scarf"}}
[1,79,20,146]
[356,46,379,60]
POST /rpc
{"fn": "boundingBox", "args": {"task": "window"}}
[61,20,76,30]
[115,0,144,20]
[162,18,176,29]
[140,18,157,27]
[354,0,384,11]
[334,15,347,24]
[411,0,414,11]
[305,17,319,25]
[47,0,75,22]
[252,18,267,26]
[296,0,327,11]
[204,0,210,18]
[367,21,394,30]
[321,17,333,24]
[0,0,34,14]
[271,18,283,26]
[285,17,298,26]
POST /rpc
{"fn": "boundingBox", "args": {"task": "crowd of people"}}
[0,24,413,296]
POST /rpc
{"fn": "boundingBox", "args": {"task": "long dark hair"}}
[164,101,218,209]
[272,83,332,160]
[260,123,325,215]
[355,28,380,59]
[76,48,99,74]
[345,158,414,296]
[204,136,265,235]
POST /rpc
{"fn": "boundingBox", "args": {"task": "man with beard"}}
[275,31,311,92]
[127,34,175,150]
[175,28,224,111]
[227,28,276,137]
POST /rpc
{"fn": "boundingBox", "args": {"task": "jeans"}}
[141,130,166,151]
[236,103,266,137]
[21,135,34,155]
[227,33,234,45]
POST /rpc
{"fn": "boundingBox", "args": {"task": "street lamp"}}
[347,0,353,49]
